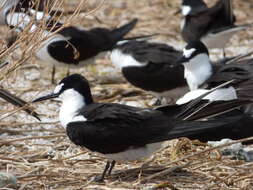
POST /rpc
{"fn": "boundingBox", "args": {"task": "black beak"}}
[176,55,188,65]
[33,93,59,103]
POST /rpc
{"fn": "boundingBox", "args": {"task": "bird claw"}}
[92,175,105,183]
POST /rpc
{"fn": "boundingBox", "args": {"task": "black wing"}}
[207,61,253,88]
[0,89,40,121]
[182,0,235,42]
[118,40,181,64]
[47,27,111,64]
[66,103,173,154]
[118,41,186,92]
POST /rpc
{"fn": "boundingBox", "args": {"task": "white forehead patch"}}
[183,48,196,58]
[182,5,191,16]
[54,83,64,94]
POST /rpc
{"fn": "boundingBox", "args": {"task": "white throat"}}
[183,54,212,91]
[59,89,87,128]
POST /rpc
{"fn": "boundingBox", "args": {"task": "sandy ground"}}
[1,0,253,189]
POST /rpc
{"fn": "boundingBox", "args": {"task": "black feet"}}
[93,160,116,182]
[51,66,56,84]
[153,98,162,106]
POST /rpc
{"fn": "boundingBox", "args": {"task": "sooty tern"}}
[5,8,138,83]
[33,74,251,181]
[180,0,253,56]
[110,39,243,105]
[110,40,187,104]
[176,41,253,111]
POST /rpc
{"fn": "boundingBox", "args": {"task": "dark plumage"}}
[111,40,243,103]
[111,40,187,103]
[33,74,252,181]
[0,88,40,120]
[46,19,138,65]
[180,0,252,52]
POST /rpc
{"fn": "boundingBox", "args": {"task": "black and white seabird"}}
[4,7,138,83]
[176,41,253,108]
[180,0,253,56]
[110,40,187,104]
[110,39,243,104]
[32,74,252,181]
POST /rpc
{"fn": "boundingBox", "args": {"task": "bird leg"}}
[51,66,56,84]
[66,68,70,77]
[93,161,111,182]
[153,98,162,106]
[223,48,226,58]
[107,160,116,175]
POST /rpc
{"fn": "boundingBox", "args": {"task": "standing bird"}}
[179,0,253,56]
[176,41,253,110]
[33,74,252,181]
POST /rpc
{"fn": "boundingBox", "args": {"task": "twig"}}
[0,134,65,146]
[140,162,191,183]
[160,136,253,167]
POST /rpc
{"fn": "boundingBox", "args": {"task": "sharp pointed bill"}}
[33,74,253,181]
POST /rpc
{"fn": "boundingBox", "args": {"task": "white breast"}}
[105,142,163,162]
[183,54,212,91]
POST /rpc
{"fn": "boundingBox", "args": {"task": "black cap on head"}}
[182,0,207,7]
[33,74,93,104]
[57,74,93,104]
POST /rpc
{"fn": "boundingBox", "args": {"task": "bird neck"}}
[183,54,212,91]
[59,89,87,128]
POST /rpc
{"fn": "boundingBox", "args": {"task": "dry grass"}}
[1,0,253,189]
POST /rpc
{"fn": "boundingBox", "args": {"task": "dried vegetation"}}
[1,0,253,189]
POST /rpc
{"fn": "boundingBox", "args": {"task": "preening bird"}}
[33,74,251,181]
[110,39,246,105]
[4,6,138,83]
[176,41,253,112]
[179,0,253,56]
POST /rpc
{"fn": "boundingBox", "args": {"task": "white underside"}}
[201,27,247,49]
[36,35,106,68]
[110,49,146,69]
[176,87,238,105]
[105,142,164,162]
